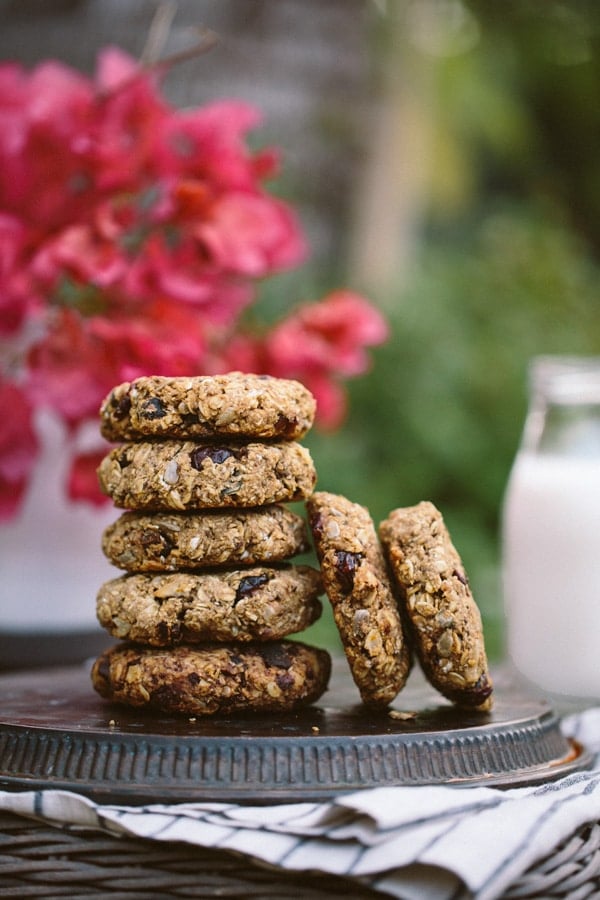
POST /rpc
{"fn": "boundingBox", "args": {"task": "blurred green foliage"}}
[298,2,600,660]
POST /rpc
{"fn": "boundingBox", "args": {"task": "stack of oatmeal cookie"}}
[91,373,331,717]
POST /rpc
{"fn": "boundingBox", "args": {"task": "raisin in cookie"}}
[97,440,317,510]
[91,640,331,716]
[96,565,323,645]
[379,501,493,710]
[102,505,310,572]
[306,491,411,708]
[100,373,316,442]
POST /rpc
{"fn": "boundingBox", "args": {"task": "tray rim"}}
[0,664,593,803]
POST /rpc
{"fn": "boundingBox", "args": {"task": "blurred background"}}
[3,0,600,659]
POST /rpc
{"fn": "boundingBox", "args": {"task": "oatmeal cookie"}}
[306,491,411,708]
[379,501,493,710]
[97,440,317,510]
[100,373,316,442]
[96,565,323,645]
[102,505,310,572]
[91,640,332,716]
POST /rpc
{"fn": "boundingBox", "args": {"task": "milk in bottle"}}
[503,356,600,698]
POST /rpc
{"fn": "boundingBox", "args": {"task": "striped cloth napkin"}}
[2,708,600,900]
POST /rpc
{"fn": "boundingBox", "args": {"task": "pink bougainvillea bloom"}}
[91,47,170,193]
[94,44,142,92]
[31,223,128,291]
[0,213,39,334]
[162,100,274,189]
[0,60,96,231]
[67,448,109,507]
[197,191,307,276]
[265,289,389,377]
[27,299,209,426]
[89,298,208,382]
[26,309,111,425]
[301,372,347,430]
[212,332,266,376]
[0,379,39,519]
[123,232,254,323]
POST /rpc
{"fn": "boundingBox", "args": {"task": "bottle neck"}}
[523,400,600,455]
[523,357,600,456]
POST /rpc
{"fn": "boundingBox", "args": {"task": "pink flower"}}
[123,231,254,324]
[26,301,209,426]
[31,223,128,291]
[260,290,388,427]
[89,299,208,381]
[196,191,307,276]
[91,47,170,193]
[67,449,108,507]
[0,379,39,520]
[300,372,348,429]
[265,289,388,377]
[0,60,96,230]
[0,214,39,334]
[26,309,110,425]
[161,100,277,189]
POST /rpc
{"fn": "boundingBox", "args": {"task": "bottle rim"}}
[529,355,600,404]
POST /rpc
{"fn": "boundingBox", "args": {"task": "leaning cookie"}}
[91,641,331,716]
[100,373,316,442]
[102,505,310,572]
[379,501,493,710]
[306,491,411,708]
[96,566,323,645]
[97,440,317,510]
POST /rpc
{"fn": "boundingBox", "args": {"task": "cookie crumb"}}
[388,709,417,721]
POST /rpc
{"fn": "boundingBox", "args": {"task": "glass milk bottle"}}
[503,356,600,698]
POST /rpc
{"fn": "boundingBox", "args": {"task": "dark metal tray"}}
[0,660,591,804]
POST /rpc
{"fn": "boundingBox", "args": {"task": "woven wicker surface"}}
[0,811,381,899]
[3,812,600,898]
[503,822,600,899]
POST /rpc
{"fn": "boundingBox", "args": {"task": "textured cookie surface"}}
[96,565,323,645]
[102,505,310,572]
[97,440,316,510]
[306,491,411,708]
[91,641,331,716]
[100,373,316,442]
[379,501,493,710]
